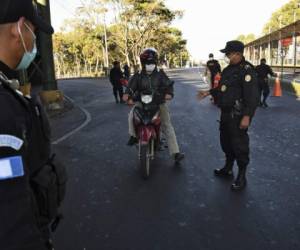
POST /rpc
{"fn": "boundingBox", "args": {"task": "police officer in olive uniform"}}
[198,41,259,191]
[0,1,66,249]
[255,58,277,108]
[206,53,221,85]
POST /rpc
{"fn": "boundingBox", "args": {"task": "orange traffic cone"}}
[273,74,282,97]
[213,73,221,89]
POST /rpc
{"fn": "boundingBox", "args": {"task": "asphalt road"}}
[53,68,300,250]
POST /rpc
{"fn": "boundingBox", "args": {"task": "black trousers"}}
[219,112,250,170]
[113,85,123,101]
[259,79,270,103]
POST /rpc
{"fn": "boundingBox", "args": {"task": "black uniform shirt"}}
[210,58,259,117]
[255,64,276,79]
[206,59,221,76]
[0,61,47,249]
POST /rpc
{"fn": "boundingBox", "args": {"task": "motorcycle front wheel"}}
[140,143,151,179]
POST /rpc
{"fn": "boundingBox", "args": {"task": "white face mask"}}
[224,56,230,64]
[145,64,156,73]
[16,22,37,70]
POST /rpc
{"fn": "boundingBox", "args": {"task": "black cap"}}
[0,0,54,34]
[220,40,244,54]
[209,53,214,58]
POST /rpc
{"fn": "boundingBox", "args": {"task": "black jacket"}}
[0,61,50,250]
[255,64,276,79]
[126,68,174,104]
[109,67,124,86]
[210,58,260,117]
[206,59,221,76]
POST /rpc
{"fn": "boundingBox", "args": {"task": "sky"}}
[50,0,291,61]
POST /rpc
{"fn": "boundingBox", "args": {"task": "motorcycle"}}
[132,90,161,179]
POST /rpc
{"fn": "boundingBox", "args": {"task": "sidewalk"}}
[31,83,88,143]
[48,97,86,143]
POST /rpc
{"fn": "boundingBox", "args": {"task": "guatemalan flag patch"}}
[0,156,24,180]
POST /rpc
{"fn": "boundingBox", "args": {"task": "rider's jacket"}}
[126,68,174,105]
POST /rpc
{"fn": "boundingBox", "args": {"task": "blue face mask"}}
[16,23,37,71]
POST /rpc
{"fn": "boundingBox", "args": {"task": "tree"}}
[108,0,183,67]
[262,0,300,34]
[52,0,189,77]
[236,34,256,44]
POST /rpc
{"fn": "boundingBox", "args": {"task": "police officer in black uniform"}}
[198,41,259,191]
[206,53,221,85]
[109,61,124,103]
[255,58,277,108]
[0,1,66,249]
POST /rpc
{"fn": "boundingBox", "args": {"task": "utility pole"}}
[36,0,63,109]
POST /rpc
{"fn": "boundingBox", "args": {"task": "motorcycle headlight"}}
[141,95,153,104]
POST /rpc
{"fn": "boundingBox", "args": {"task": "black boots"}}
[214,165,247,191]
[231,168,247,191]
[127,136,138,146]
[174,152,185,163]
[214,166,234,178]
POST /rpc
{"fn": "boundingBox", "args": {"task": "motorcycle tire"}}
[140,144,151,179]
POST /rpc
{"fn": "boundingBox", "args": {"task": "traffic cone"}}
[273,74,282,97]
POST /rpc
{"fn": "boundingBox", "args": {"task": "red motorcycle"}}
[132,90,161,179]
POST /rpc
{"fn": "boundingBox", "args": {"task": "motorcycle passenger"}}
[123,48,184,163]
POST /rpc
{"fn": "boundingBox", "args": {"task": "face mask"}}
[145,64,156,73]
[224,55,230,64]
[16,22,37,70]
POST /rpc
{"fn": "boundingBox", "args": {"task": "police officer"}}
[205,53,221,86]
[198,41,259,191]
[0,1,66,249]
[109,61,125,103]
[123,48,184,163]
[256,58,277,108]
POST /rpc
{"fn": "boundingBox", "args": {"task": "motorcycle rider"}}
[123,48,184,163]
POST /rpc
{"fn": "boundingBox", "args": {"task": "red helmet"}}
[140,48,158,65]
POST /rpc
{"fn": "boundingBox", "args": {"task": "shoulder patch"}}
[0,135,24,150]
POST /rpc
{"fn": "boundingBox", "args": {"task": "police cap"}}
[220,40,244,54]
[0,0,54,34]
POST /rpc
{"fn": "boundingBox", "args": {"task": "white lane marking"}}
[52,95,92,145]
